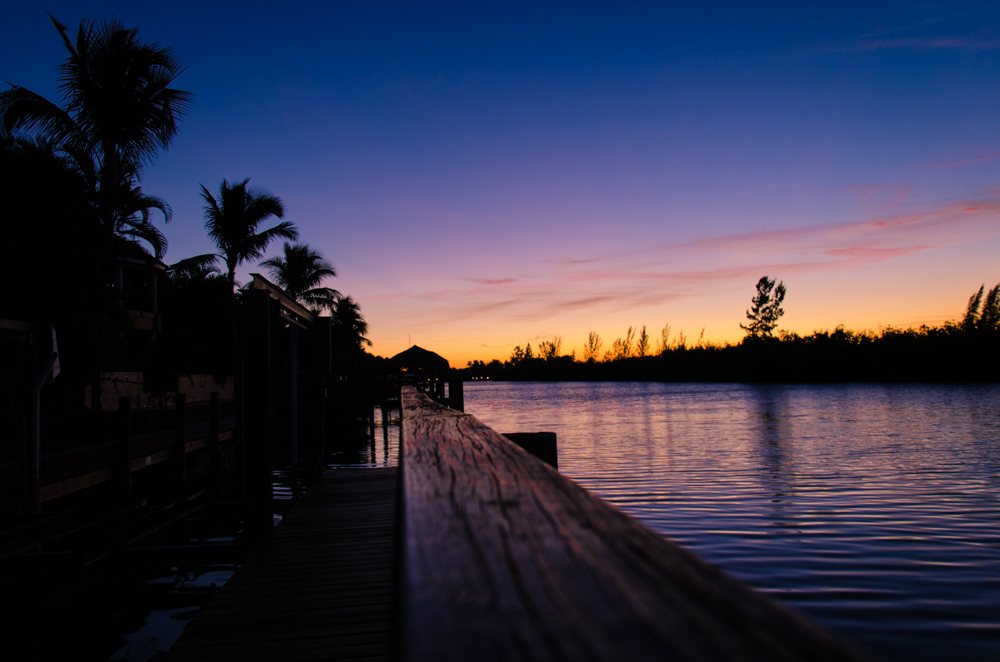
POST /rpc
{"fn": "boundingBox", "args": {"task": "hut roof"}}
[387,345,450,372]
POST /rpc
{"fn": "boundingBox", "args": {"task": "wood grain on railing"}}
[399,386,870,662]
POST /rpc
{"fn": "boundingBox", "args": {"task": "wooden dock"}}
[165,387,870,662]
[397,387,871,662]
[164,467,397,661]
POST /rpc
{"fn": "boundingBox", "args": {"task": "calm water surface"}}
[465,382,1000,662]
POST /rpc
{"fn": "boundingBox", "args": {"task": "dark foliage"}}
[156,273,233,377]
[0,137,96,388]
[461,322,1000,383]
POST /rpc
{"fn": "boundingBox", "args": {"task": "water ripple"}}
[467,382,1000,662]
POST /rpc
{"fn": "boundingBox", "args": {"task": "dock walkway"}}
[164,467,397,661]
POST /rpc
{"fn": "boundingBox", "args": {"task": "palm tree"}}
[0,15,190,383]
[201,178,296,374]
[260,242,341,313]
[0,15,191,251]
[332,296,372,348]
[117,179,172,258]
[201,178,297,293]
[168,254,222,284]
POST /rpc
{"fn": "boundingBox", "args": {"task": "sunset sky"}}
[5,2,1000,366]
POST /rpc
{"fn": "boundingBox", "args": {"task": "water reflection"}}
[466,382,1000,662]
[748,386,795,520]
[326,403,399,468]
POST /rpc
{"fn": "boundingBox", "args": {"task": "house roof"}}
[386,345,450,372]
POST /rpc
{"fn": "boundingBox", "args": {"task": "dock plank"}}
[163,467,397,662]
[399,387,871,662]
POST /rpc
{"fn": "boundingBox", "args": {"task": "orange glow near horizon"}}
[357,198,1000,367]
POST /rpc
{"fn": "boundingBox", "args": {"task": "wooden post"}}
[209,391,227,490]
[174,392,187,499]
[209,392,220,455]
[502,432,557,469]
[244,288,273,543]
[118,396,132,496]
[307,316,331,478]
[448,375,464,412]
[289,326,299,470]
[27,323,58,513]
[26,331,40,513]
[382,402,389,461]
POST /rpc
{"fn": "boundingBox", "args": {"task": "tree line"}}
[464,277,1000,383]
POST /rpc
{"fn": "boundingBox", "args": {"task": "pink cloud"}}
[476,278,517,285]
[925,152,1000,169]
[825,246,933,260]
[372,193,1000,333]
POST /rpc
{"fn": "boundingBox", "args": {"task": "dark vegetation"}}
[0,17,385,659]
[0,15,375,411]
[463,280,1000,383]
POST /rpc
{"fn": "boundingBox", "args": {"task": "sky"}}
[4,2,1000,366]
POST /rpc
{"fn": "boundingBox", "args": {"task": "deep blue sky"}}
[4,2,1000,362]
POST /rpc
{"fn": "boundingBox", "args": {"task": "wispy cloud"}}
[839,183,913,206]
[924,152,1000,169]
[825,246,931,260]
[376,195,1000,330]
[474,278,517,285]
[852,34,1000,51]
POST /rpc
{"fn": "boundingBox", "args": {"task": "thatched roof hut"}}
[386,345,450,373]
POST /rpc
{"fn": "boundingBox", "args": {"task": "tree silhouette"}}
[963,285,984,332]
[201,178,297,293]
[200,178,295,372]
[261,242,341,313]
[606,326,636,361]
[332,295,371,348]
[538,337,562,360]
[508,346,527,365]
[636,326,650,357]
[963,283,1000,334]
[979,285,1000,332]
[168,254,222,284]
[741,276,786,338]
[0,15,190,378]
[658,323,671,354]
[583,332,603,363]
[0,16,190,252]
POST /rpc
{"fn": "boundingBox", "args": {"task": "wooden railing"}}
[398,387,870,661]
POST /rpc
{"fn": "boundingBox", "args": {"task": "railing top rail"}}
[399,386,869,662]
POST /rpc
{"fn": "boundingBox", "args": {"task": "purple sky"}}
[4,2,1000,364]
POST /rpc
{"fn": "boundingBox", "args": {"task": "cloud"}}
[474,278,517,285]
[839,183,913,205]
[825,246,933,260]
[924,152,1000,169]
[546,257,600,266]
[376,193,1000,329]
[847,34,1000,52]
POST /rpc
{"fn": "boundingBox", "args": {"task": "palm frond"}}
[119,216,167,258]
[169,254,221,281]
[56,17,193,168]
[0,85,86,148]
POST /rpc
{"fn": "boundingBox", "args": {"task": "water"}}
[464,382,1000,661]
[325,403,400,468]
